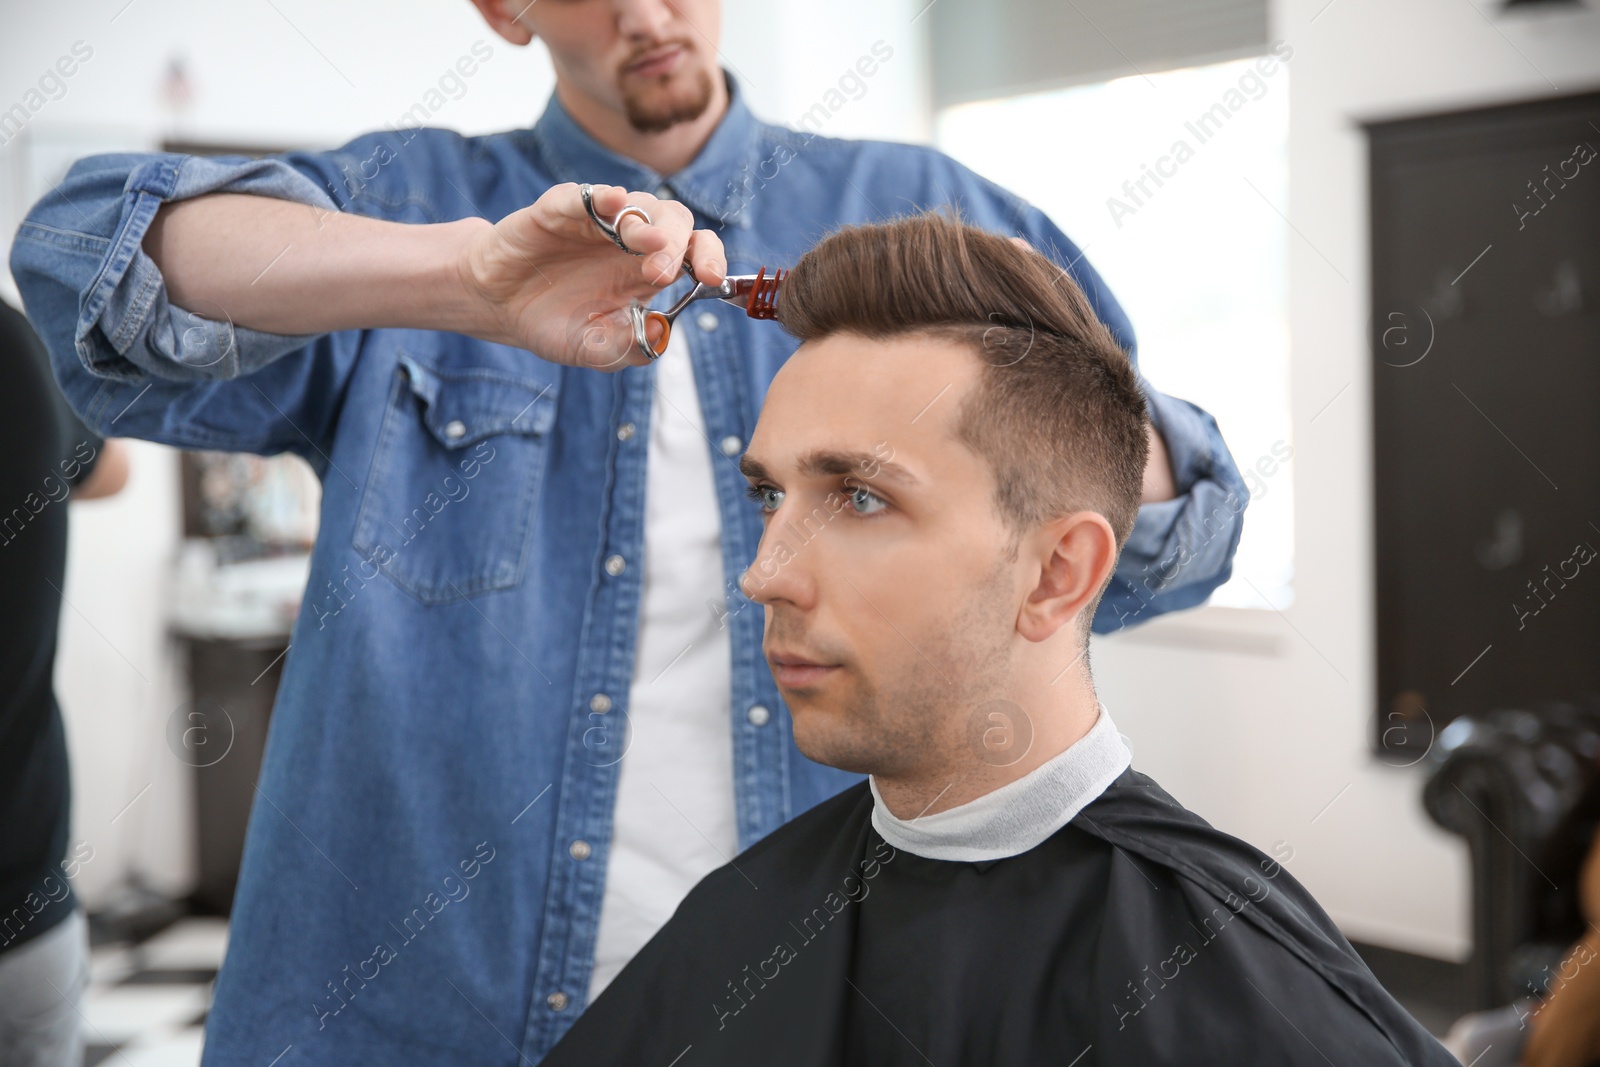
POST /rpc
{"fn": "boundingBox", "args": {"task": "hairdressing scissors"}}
[581,183,785,361]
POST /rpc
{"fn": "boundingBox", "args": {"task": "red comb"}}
[744,266,786,320]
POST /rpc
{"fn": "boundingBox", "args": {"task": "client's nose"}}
[741,524,816,610]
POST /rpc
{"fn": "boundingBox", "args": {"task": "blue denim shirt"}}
[11,78,1246,1065]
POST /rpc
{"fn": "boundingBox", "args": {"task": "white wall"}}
[722,0,932,144]
[1092,0,1600,960]
[55,442,189,904]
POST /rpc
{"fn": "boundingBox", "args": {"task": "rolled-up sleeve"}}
[12,152,332,386]
[9,149,373,461]
[1095,385,1250,632]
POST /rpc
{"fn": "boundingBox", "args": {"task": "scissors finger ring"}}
[580,183,651,256]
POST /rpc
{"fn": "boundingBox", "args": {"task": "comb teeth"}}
[744,266,786,320]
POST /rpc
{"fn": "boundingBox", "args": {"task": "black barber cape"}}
[543,768,1456,1066]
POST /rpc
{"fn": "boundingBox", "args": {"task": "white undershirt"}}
[869,703,1133,863]
[588,326,740,1002]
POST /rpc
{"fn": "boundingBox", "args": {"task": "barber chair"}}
[1422,698,1600,1011]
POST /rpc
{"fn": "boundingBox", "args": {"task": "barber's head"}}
[471,0,722,134]
[740,213,1148,778]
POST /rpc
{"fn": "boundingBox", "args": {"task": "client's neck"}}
[871,670,1103,820]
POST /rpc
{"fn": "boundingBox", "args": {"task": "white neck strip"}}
[869,703,1132,863]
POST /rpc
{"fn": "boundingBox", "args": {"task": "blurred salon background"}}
[3,0,1599,1062]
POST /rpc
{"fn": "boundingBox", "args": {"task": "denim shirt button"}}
[568,840,592,861]
[747,704,771,727]
[589,693,612,713]
[604,554,626,577]
[547,991,569,1011]
[696,311,719,332]
[443,419,467,441]
[617,422,636,441]
[718,435,742,457]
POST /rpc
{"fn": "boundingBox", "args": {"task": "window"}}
[936,55,1293,609]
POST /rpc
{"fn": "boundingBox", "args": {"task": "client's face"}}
[740,333,1025,779]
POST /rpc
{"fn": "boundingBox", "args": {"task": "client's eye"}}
[745,483,783,513]
[845,483,888,516]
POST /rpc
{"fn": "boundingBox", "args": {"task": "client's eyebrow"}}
[801,450,920,488]
[738,455,772,483]
[738,451,920,489]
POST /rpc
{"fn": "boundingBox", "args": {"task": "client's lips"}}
[767,650,841,689]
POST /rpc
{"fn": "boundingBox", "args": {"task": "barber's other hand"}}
[457,182,726,370]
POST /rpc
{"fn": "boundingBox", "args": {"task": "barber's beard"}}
[620,63,715,134]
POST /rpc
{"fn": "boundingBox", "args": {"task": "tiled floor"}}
[82,918,225,1067]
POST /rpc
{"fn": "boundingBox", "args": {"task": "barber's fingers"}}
[625,199,698,287]
[529,182,663,257]
[541,181,630,232]
[542,183,723,289]
[622,211,727,289]
[685,229,727,287]
[538,182,675,276]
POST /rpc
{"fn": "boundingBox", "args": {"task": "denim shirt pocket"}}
[352,350,559,604]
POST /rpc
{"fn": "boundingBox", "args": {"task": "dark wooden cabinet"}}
[1367,91,1600,762]
[182,635,288,915]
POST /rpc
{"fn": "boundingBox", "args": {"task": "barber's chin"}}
[619,64,715,133]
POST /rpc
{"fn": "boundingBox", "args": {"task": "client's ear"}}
[1017,512,1118,643]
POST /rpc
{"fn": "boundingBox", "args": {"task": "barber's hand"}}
[457,182,726,370]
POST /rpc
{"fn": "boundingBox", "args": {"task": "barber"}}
[10,1,1248,1062]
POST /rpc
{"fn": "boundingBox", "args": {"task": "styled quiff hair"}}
[776,211,1150,633]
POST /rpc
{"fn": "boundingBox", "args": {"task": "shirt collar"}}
[869,702,1133,863]
[526,71,760,229]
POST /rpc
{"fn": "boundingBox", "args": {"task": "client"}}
[542,213,1456,1065]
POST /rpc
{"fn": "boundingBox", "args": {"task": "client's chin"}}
[786,707,881,777]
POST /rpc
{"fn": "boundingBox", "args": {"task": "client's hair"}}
[776,211,1150,637]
